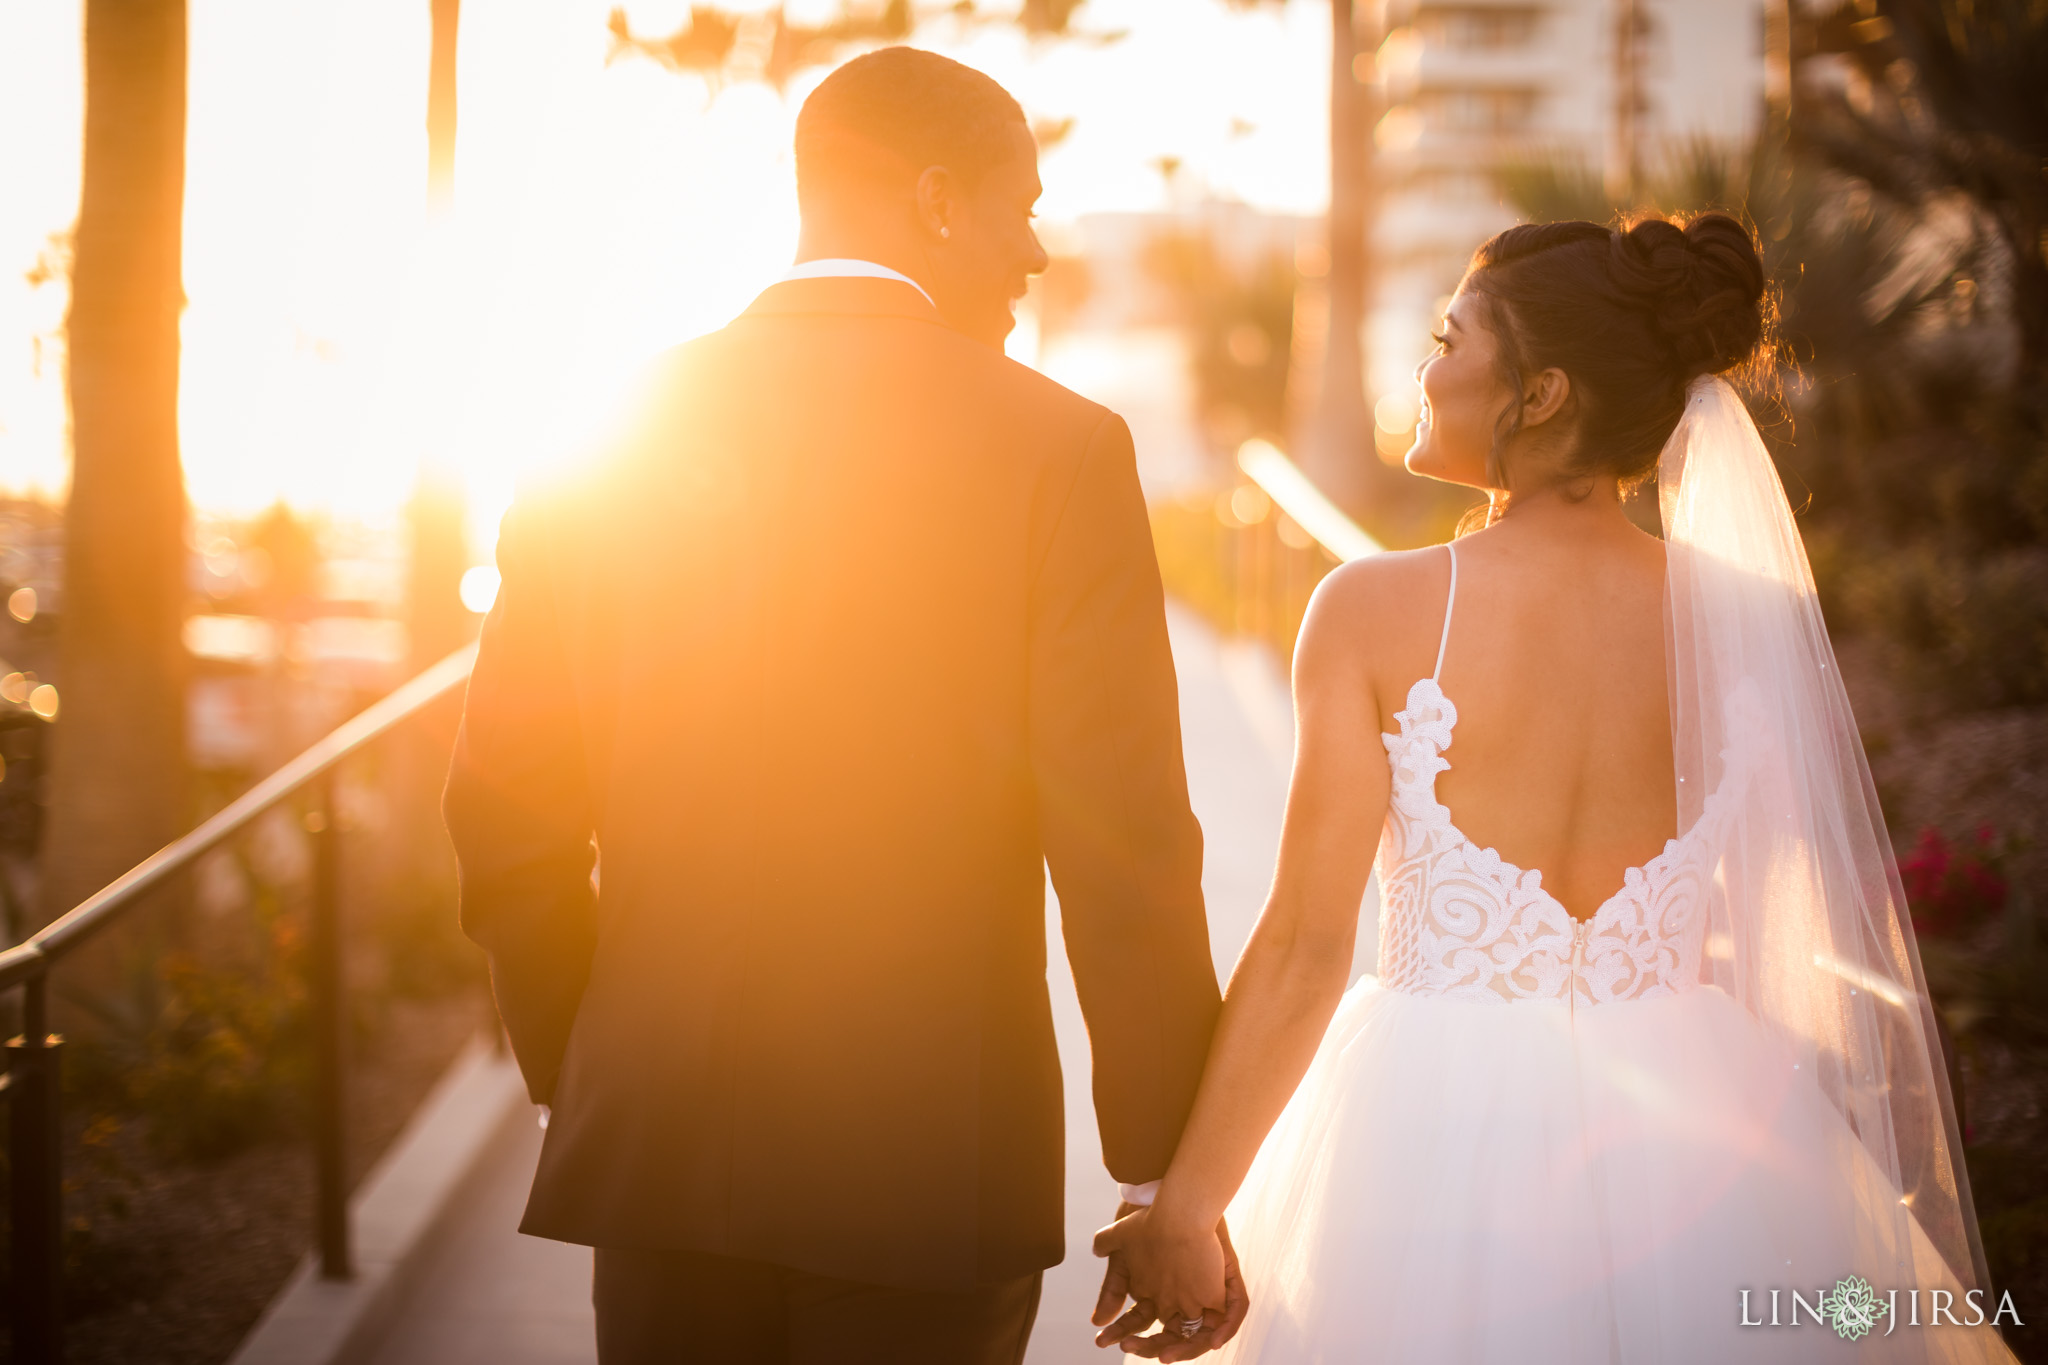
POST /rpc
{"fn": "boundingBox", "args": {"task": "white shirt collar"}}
[778,258,936,308]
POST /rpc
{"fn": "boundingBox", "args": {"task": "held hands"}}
[1091,1201,1248,1360]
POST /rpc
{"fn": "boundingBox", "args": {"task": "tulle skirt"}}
[1218,978,2017,1364]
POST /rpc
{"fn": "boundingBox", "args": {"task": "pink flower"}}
[1901,825,2009,939]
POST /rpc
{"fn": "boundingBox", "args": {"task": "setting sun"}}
[2,0,1328,554]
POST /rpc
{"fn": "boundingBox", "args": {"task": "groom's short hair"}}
[795,47,1027,205]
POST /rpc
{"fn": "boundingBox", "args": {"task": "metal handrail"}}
[1235,439,1384,562]
[4,638,478,1365]
[0,643,476,988]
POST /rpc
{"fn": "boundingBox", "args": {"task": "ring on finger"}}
[1175,1318,1202,1338]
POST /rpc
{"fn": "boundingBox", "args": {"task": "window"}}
[1417,86,1538,133]
[1415,7,1541,52]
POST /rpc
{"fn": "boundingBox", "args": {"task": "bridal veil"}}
[1660,375,1990,1299]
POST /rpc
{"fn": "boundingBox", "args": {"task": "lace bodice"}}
[1374,546,1737,1008]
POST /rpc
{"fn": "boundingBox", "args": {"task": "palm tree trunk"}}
[428,0,459,212]
[391,0,472,915]
[40,0,191,940]
[1307,0,1375,511]
[414,0,468,666]
[415,0,466,662]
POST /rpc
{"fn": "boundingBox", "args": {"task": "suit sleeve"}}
[443,496,598,1105]
[1030,412,1220,1186]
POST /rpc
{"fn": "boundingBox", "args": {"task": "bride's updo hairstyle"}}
[1461,212,1767,493]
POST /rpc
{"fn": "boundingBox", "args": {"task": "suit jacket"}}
[443,276,1219,1291]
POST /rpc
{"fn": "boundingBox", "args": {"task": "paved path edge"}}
[228,1031,532,1365]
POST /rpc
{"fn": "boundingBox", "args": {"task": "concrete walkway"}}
[360,604,1375,1365]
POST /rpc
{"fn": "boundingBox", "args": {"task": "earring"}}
[940,227,950,239]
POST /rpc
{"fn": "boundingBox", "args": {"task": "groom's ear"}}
[914,163,959,241]
[1521,367,1572,429]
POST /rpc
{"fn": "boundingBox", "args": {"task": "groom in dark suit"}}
[444,46,1222,1363]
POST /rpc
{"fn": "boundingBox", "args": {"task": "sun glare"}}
[0,0,1326,549]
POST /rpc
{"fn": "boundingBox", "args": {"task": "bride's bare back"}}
[1084,218,1786,1340]
[1361,509,1676,922]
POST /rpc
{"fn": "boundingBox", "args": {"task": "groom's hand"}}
[1091,1201,1144,1332]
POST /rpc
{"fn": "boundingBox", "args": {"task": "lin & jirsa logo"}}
[1740,1275,2025,1340]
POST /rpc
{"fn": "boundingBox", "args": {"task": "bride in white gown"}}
[1091,214,2021,1363]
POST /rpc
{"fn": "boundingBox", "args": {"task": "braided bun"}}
[1606,214,1765,378]
[1462,211,1768,486]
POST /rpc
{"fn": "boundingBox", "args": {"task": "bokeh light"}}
[459,565,502,614]
[1230,483,1273,526]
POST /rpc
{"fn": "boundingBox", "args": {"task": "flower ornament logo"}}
[1820,1275,1887,1341]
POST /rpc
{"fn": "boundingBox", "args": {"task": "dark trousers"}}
[592,1247,1043,1365]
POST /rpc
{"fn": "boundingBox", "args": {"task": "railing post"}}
[308,774,351,1279]
[9,973,65,1364]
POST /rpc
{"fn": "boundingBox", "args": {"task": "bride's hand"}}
[1091,1204,1231,1355]
[1112,1218,1249,1361]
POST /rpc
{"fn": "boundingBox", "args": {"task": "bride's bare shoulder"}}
[1295,545,1452,681]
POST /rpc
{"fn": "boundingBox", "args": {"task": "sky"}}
[0,0,1329,540]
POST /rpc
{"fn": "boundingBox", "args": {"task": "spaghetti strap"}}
[1432,544,1458,683]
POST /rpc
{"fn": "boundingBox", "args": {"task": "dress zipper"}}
[1568,918,1589,1029]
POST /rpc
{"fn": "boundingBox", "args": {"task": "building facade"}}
[1366,0,1768,428]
